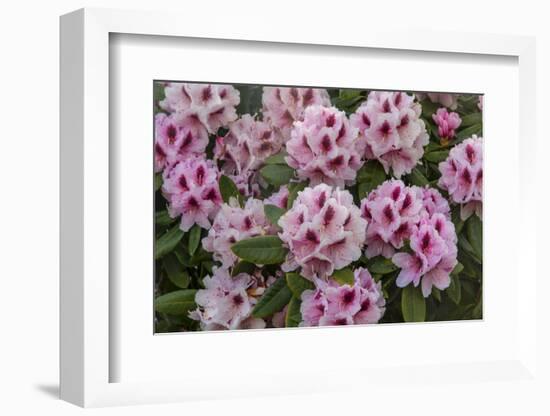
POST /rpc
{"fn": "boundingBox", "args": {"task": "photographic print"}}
[153,82,483,333]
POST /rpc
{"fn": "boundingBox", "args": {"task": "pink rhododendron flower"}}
[361,180,424,259]
[361,179,458,297]
[161,156,222,231]
[393,213,458,297]
[264,185,289,209]
[350,91,429,178]
[286,105,362,187]
[432,108,462,144]
[202,198,273,268]
[278,184,367,280]
[154,113,209,172]
[262,86,331,140]
[299,267,385,326]
[189,267,266,330]
[215,114,283,184]
[160,83,240,133]
[438,136,483,220]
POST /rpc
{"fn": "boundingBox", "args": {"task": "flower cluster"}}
[202,198,273,268]
[432,108,462,144]
[215,114,283,196]
[438,136,483,220]
[161,157,222,231]
[262,87,331,139]
[189,267,267,330]
[350,91,429,178]
[300,268,385,326]
[278,184,367,280]
[160,83,240,133]
[154,113,208,172]
[361,180,457,297]
[286,105,362,187]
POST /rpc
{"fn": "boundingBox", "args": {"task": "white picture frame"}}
[60,7,542,409]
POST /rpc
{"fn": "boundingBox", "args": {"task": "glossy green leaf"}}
[263,151,288,165]
[163,254,190,289]
[154,289,197,315]
[408,167,429,187]
[285,297,302,327]
[356,160,387,197]
[219,175,243,206]
[155,210,175,226]
[155,225,184,260]
[455,123,482,141]
[424,150,449,163]
[401,285,426,322]
[188,224,202,256]
[368,257,398,274]
[264,204,286,226]
[154,173,162,191]
[286,272,315,298]
[447,275,462,305]
[286,182,307,209]
[466,214,482,261]
[460,112,482,127]
[260,164,295,187]
[331,268,355,286]
[252,277,292,318]
[231,235,288,265]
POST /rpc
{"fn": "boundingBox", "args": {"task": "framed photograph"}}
[60,7,542,409]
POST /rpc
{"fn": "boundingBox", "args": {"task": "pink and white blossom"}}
[262,86,331,140]
[278,184,367,280]
[189,267,266,330]
[432,108,462,143]
[202,198,273,268]
[299,267,385,326]
[264,185,289,209]
[350,91,429,178]
[154,113,209,172]
[286,105,362,187]
[215,114,283,189]
[160,83,240,133]
[161,156,222,231]
[438,136,483,220]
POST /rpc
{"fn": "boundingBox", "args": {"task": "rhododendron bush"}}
[153,82,483,333]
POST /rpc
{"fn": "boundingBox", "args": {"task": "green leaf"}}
[252,277,292,318]
[356,160,387,197]
[451,262,464,276]
[408,167,429,187]
[447,274,462,305]
[460,112,482,128]
[263,151,288,165]
[424,150,449,163]
[236,85,263,116]
[368,257,398,274]
[231,260,256,277]
[451,205,465,234]
[188,224,202,256]
[401,285,426,322]
[231,235,288,265]
[286,182,307,209]
[286,272,315,298]
[155,210,175,226]
[455,123,482,141]
[163,254,190,289]
[466,214,482,261]
[420,99,439,119]
[331,268,355,286]
[457,234,481,264]
[155,225,184,260]
[260,164,295,187]
[219,175,243,206]
[154,289,197,315]
[432,287,442,302]
[285,297,302,327]
[264,204,286,226]
[154,173,163,191]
